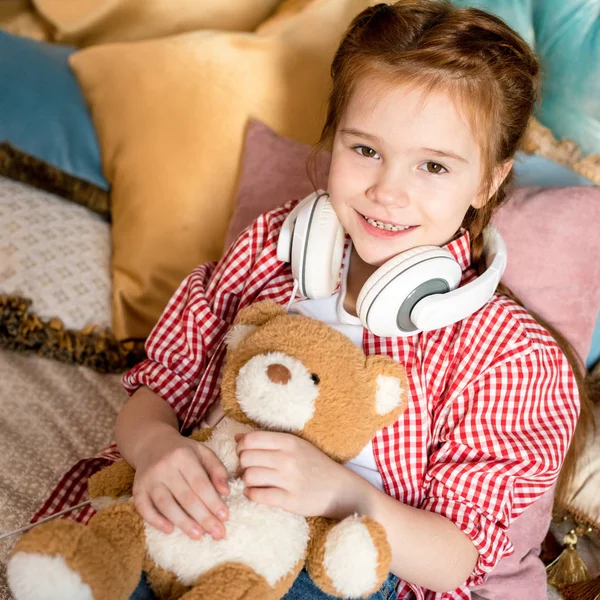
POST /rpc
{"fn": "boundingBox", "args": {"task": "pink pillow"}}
[224,119,330,249]
[493,186,600,363]
[226,119,600,364]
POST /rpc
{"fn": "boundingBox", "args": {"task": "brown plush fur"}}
[143,558,191,600]
[189,428,215,443]
[88,460,136,499]
[304,516,340,593]
[179,562,299,600]
[13,503,146,600]
[10,300,409,600]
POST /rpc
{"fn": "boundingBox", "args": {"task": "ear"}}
[364,355,409,428]
[225,300,287,351]
[472,159,514,209]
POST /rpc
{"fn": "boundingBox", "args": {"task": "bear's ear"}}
[364,355,409,428]
[226,300,287,351]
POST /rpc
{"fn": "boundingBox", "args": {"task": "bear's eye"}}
[310,373,320,385]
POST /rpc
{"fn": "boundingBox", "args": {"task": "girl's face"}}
[328,77,490,267]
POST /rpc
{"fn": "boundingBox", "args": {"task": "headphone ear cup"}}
[297,194,345,298]
[356,247,462,337]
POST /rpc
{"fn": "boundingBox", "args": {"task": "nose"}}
[366,166,410,208]
[267,363,292,384]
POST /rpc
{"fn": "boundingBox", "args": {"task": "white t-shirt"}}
[287,245,385,492]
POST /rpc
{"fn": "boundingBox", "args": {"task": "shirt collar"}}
[443,228,472,274]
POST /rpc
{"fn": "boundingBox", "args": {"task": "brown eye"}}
[358,146,379,159]
[426,162,445,174]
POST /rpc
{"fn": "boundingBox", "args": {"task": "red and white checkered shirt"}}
[32,199,579,599]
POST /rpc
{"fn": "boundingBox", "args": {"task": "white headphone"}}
[276,190,507,337]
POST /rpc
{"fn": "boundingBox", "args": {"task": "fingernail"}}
[191,526,202,537]
[212,527,223,539]
[218,508,228,520]
[234,433,243,442]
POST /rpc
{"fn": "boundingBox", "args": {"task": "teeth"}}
[364,215,410,232]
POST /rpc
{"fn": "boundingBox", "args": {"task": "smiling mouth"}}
[360,213,413,232]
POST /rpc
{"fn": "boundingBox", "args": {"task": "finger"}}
[150,483,208,540]
[242,466,282,489]
[181,465,230,529]
[244,486,289,510]
[238,449,282,471]
[169,470,228,539]
[236,431,293,452]
[196,444,231,497]
[134,491,173,534]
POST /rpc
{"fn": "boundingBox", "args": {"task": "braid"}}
[464,172,514,276]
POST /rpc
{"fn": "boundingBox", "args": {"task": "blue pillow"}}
[589,317,600,369]
[451,0,600,157]
[513,152,595,187]
[0,31,108,190]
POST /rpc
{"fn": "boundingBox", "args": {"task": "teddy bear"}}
[8,300,409,600]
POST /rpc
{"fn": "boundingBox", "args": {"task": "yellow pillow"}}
[33,0,284,46]
[70,0,378,340]
[255,0,314,34]
[0,0,50,41]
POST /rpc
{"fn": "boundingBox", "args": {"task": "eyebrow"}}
[340,128,469,164]
[421,148,468,164]
[340,128,382,144]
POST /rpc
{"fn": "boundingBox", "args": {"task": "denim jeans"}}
[129,569,399,599]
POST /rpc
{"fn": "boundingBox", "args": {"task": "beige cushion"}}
[70,0,379,340]
[33,0,283,46]
[0,176,144,374]
[0,176,111,331]
[0,348,126,599]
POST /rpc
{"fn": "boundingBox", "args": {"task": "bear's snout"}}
[266,364,291,384]
[235,352,319,431]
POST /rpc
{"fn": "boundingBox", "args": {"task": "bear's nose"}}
[266,363,292,384]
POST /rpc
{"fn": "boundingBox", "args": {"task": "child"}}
[31,2,586,599]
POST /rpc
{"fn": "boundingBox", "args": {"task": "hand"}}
[132,429,231,540]
[236,431,360,518]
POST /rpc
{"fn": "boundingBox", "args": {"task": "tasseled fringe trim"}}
[0,295,145,373]
[547,542,590,587]
[559,576,600,600]
[546,520,600,600]
[553,504,600,538]
[522,117,600,185]
[0,143,110,218]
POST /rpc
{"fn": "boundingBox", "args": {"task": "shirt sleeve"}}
[420,343,579,587]
[121,210,276,423]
